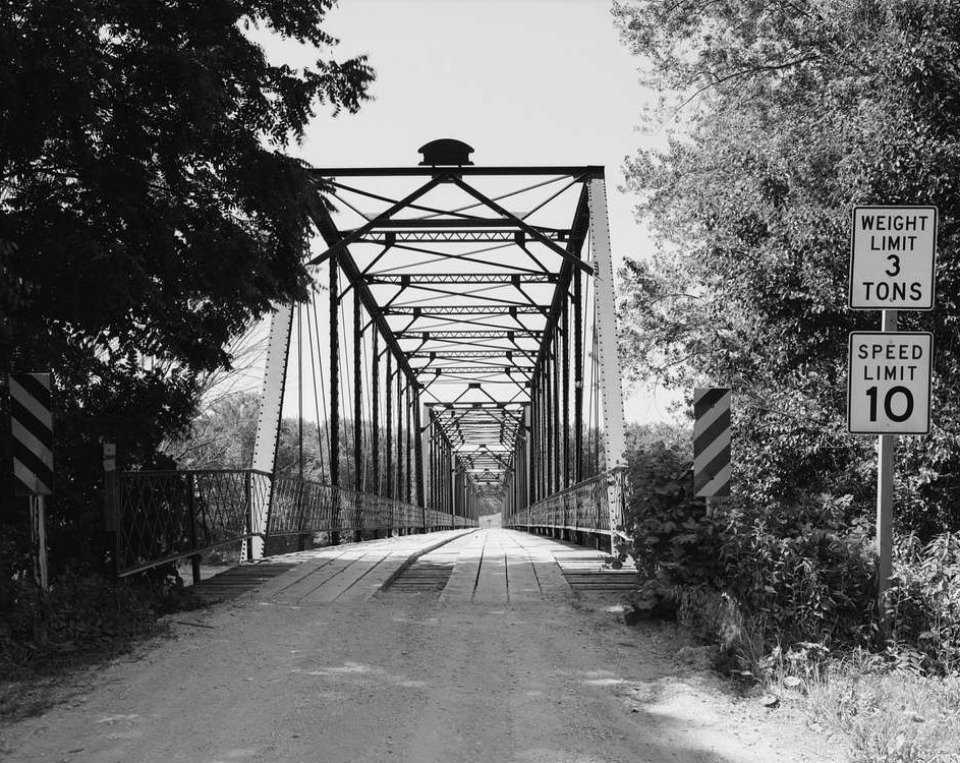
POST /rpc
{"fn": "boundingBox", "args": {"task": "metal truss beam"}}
[367,273,559,285]
[384,305,545,316]
[357,231,566,244]
[397,330,544,340]
[345,218,565,233]
[311,166,605,178]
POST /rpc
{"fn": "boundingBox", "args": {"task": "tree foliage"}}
[614,0,960,533]
[0,0,373,570]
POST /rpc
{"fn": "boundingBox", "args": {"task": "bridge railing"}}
[503,467,627,536]
[113,469,473,578]
[269,477,473,537]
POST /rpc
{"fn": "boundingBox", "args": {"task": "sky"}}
[254,0,681,424]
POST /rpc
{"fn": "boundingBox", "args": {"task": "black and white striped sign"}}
[694,387,731,498]
[10,373,54,495]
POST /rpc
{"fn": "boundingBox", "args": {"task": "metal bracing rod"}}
[360,241,395,276]
[574,269,583,484]
[308,174,448,266]
[449,177,594,275]
[520,177,581,221]
[413,172,571,222]
[366,242,540,275]
[562,294,571,488]
[386,283,546,307]
[386,355,393,499]
[327,188,371,221]
[330,252,341,489]
[372,330,380,496]
[529,183,590,390]
[367,273,559,285]
[327,179,491,221]
[306,200,421,394]
[401,316,546,336]
[353,293,363,494]
[412,355,536,371]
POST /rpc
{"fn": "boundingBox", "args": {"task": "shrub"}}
[1,564,197,669]
[889,532,960,675]
[623,439,878,667]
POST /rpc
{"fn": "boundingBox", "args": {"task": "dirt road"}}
[0,529,844,762]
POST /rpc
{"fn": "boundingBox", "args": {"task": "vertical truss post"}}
[353,293,363,541]
[386,357,393,500]
[545,349,554,496]
[405,384,412,505]
[415,391,426,515]
[329,253,341,545]
[353,294,363,494]
[529,384,538,504]
[523,406,532,516]
[588,178,628,542]
[397,374,404,506]
[573,269,584,484]
[372,331,380,497]
[428,407,438,512]
[447,447,453,520]
[249,303,294,559]
[551,340,560,494]
[562,293,570,488]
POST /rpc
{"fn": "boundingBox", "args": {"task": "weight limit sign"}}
[848,332,933,435]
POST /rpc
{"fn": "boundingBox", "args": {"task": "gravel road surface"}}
[0,529,845,762]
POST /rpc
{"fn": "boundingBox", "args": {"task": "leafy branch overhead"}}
[0,0,373,572]
[0,0,373,377]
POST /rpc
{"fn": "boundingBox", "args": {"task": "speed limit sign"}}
[848,332,933,434]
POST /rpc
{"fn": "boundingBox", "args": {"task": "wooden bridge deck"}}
[192,528,636,606]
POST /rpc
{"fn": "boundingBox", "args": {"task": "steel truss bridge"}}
[113,141,628,579]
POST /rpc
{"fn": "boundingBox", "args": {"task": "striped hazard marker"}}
[10,373,54,495]
[694,387,731,498]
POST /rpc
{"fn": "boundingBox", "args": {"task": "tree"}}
[613,0,960,533]
[0,0,373,570]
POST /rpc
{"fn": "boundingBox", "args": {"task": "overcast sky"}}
[256,0,681,423]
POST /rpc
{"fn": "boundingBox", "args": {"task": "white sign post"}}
[849,205,937,640]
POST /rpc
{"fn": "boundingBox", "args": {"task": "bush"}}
[623,439,878,668]
[0,564,198,669]
[889,532,960,675]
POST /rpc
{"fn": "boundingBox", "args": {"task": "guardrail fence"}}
[112,469,474,579]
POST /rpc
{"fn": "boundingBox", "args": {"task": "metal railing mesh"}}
[502,468,627,534]
[114,469,475,577]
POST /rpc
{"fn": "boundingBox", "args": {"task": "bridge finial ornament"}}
[418,138,475,166]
